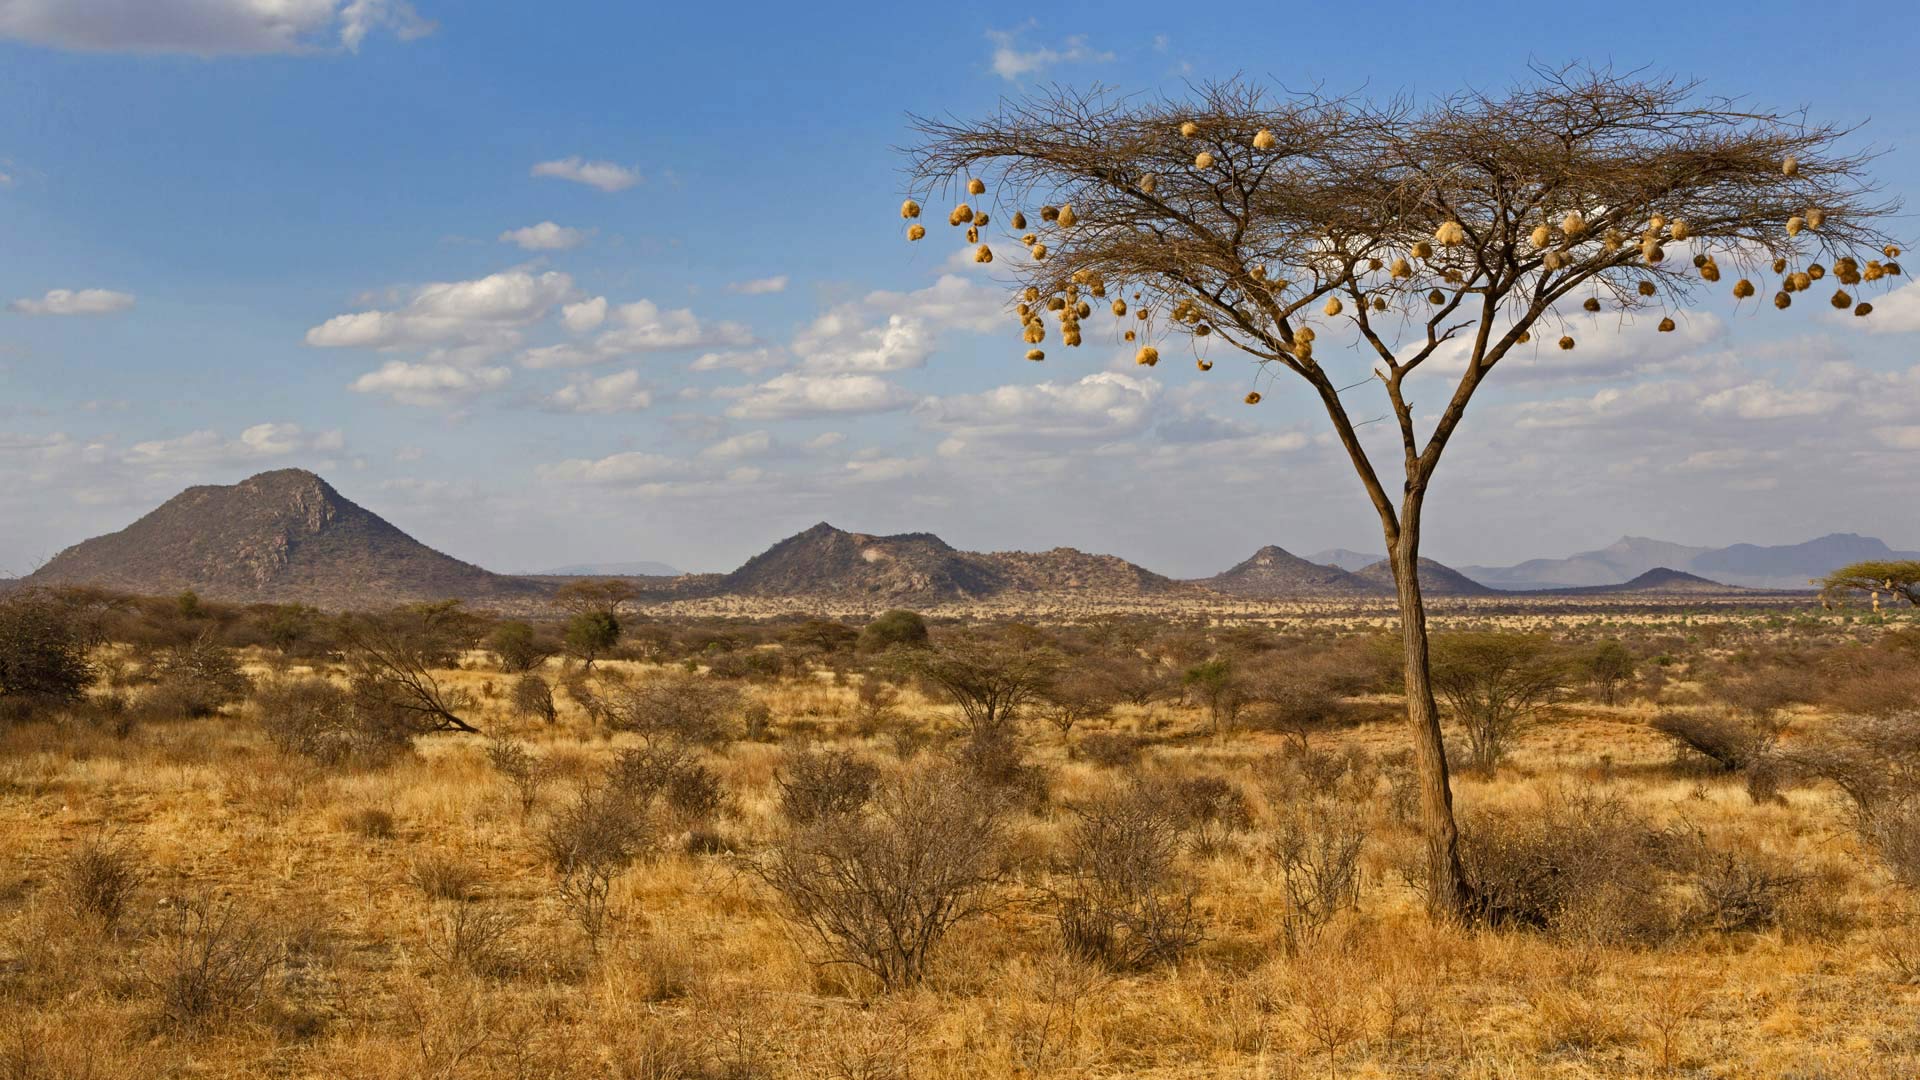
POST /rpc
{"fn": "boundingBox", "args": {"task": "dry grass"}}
[2,607,1918,1078]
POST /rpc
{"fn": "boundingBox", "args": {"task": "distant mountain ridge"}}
[1461,532,1918,590]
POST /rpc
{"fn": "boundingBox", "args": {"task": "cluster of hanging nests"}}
[897,143,1903,402]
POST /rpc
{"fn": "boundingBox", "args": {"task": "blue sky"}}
[2,0,1918,578]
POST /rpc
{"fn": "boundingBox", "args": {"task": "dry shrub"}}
[147,897,276,1033]
[1668,828,1801,934]
[339,806,397,840]
[1055,783,1203,971]
[1269,797,1367,950]
[1650,711,1783,772]
[485,736,550,816]
[1077,731,1144,768]
[58,835,144,935]
[776,747,881,825]
[754,766,1006,990]
[407,853,482,903]
[542,784,654,947]
[605,742,727,830]
[1149,771,1251,854]
[1458,792,1670,942]
[1788,712,1920,884]
[421,902,523,977]
[145,635,252,718]
[602,674,742,746]
[255,678,415,768]
[951,726,1050,812]
[510,673,558,724]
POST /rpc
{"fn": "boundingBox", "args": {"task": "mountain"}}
[1353,557,1497,596]
[26,469,540,607]
[1540,567,1744,596]
[1307,548,1385,573]
[986,547,1195,597]
[1201,546,1375,597]
[1461,532,1918,591]
[542,560,682,578]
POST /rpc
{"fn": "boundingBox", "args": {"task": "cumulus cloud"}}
[499,221,589,251]
[545,369,653,414]
[125,422,344,467]
[9,288,135,316]
[0,0,432,54]
[791,274,1002,374]
[918,372,1160,441]
[522,298,753,369]
[691,347,787,374]
[727,275,788,295]
[531,157,640,192]
[722,373,917,420]
[349,361,510,407]
[985,27,1112,81]
[537,451,691,486]
[700,430,773,460]
[1860,280,1920,334]
[306,270,572,353]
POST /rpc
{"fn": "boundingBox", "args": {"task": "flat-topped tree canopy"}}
[897,65,1906,923]
[904,67,1900,522]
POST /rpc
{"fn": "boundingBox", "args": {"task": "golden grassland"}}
[3,611,1918,1079]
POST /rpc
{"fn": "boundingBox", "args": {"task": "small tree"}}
[893,632,1060,738]
[564,611,621,669]
[858,609,930,653]
[0,589,95,716]
[339,606,479,734]
[903,68,1903,918]
[1429,633,1568,769]
[489,621,551,674]
[1582,640,1637,705]
[1822,560,1920,609]
[1036,662,1119,738]
[554,579,637,669]
[1182,658,1247,733]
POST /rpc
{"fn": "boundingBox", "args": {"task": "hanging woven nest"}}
[1516,330,1531,343]
[1010,211,1027,230]
[1529,224,1552,248]
[974,244,993,264]
[1136,346,1159,366]
[1244,391,1261,405]
[1179,120,1199,138]
[1194,151,1215,170]
[974,213,989,229]
[1558,336,1575,350]
[1197,358,1213,371]
[1389,257,1411,279]
[1772,257,1789,274]
[1788,271,1812,291]
[1412,241,1434,260]
[900,199,921,220]
[1074,301,1091,319]
[1701,262,1721,283]
[1732,279,1756,298]
[949,204,973,226]
[1808,264,1826,280]
[1583,297,1601,312]
[1026,349,1044,361]
[1023,287,1039,301]
[1324,297,1343,316]
[1641,239,1665,264]
[1030,244,1048,260]
[1774,291,1792,309]
[1428,289,1446,305]
[1253,128,1277,150]
[1638,280,1658,297]
[1603,230,1626,253]
[1040,205,1059,222]
[1372,296,1388,311]
[966,226,979,243]
[1138,174,1156,194]
[1056,204,1077,228]
[1136,308,1150,321]
[1023,323,1045,344]
[1194,324,1212,337]
[1806,208,1826,229]
[1670,219,1691,241]
[1887,245,1903,258]
[1434,221,1466,246]
[1063,330,1082,347]
[1111,299,1127,317]
[1561,210,1589,238]
[1647,215,1667,235]
[967,178,986,196]
[1047,296,1066,311]
[1831,289,1854,309]
[1786,216,1805,237]
[1542,250,1569,270]
[1782,155,1799,176]
[1297,326,1316,343]
[1658,317,1676,332]
[906,224,926,241]
[1856,302,1874,317]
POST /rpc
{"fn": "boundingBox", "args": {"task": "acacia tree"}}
[901,68,1902,918]
[1821,560,1920,609]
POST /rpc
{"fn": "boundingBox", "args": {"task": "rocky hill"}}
[1353,557,1498,596]
[26,469,540,607]
[1540,567,1746,596]
[1200,546,1376,597]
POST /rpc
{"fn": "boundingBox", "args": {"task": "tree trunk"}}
[1388,518,1476,921]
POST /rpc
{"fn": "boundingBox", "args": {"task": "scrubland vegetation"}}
[3,585,1920,1077]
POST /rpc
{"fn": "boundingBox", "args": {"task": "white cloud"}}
[531,157,640,192]
[918,372,1160,441]
[701,430,773,460]
[500,221,589,251]
[985,27,1113,81]
[727,275,789,295]
[560,296,607,333]
[537,451,690,485]
[1861,280,1920,334]
[843,454,929,483]
[0,0,431,54]
[348,361,510,407]
[125,422,343,467]
[691,347,787,374]
[805,431,846,450]
[9,288,134,316]
[523,298,753,368]
[545,369,653,414]
[306,270,572,352]
[723,373,917,420]
[792,274,1003,374]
